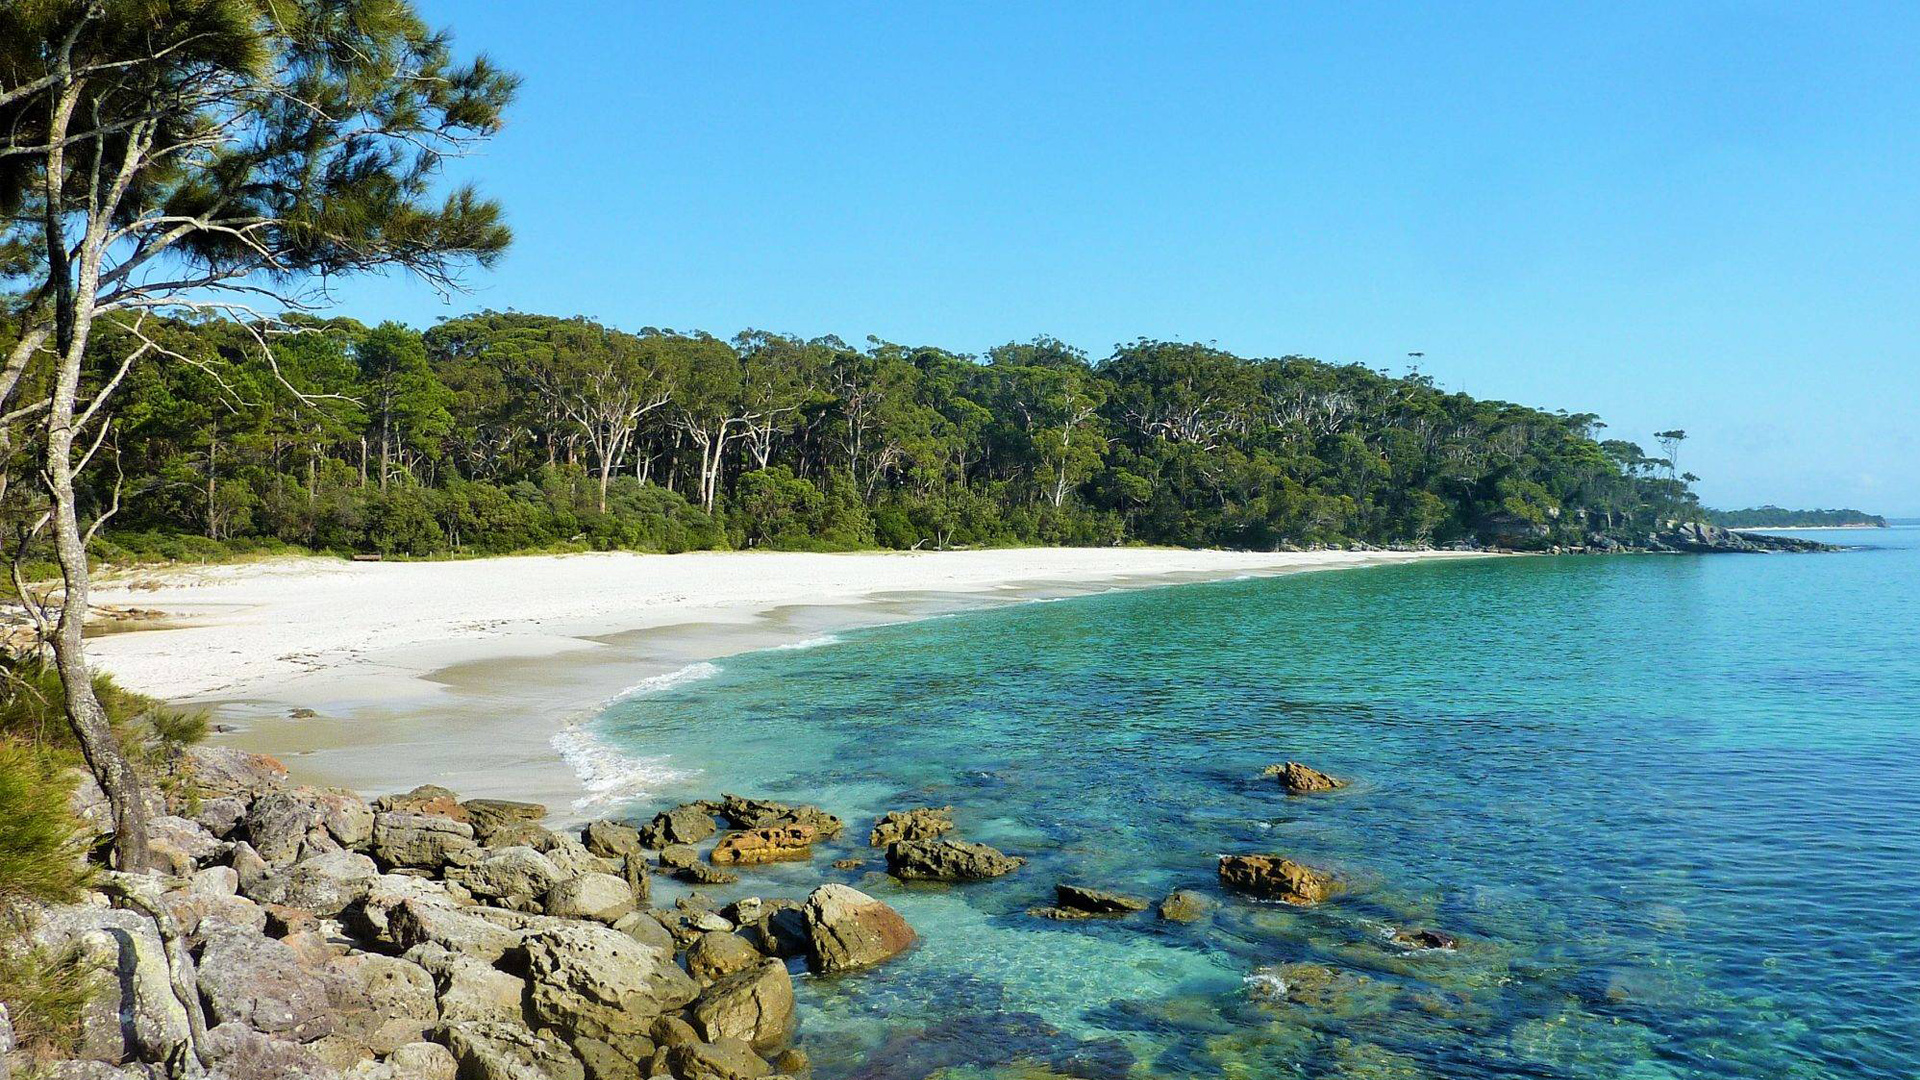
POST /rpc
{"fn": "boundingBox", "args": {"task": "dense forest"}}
[7,310,1705,562]
[1707,506,1886,528]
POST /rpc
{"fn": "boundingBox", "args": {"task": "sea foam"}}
[553,660,719,811]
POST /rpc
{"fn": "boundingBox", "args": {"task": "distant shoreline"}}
[1739,523,1886,531]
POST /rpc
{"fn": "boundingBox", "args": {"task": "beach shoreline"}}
[84,547,1479,818]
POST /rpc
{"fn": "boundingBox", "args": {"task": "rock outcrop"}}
[1264,760,1347,794]
[709,826,815,866]
[1217,854,1342,905]
[801,884,916,972]
[885,838,1024,881]
[868,806,954,847]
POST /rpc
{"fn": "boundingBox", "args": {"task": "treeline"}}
[54,311,1702,560]
[1707,507,1886,529]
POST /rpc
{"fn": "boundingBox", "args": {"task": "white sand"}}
[85,547,1470,814]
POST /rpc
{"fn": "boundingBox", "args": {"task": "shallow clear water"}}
[590,530,1920,1079]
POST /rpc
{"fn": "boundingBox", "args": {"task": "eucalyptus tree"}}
[0,0,515,870]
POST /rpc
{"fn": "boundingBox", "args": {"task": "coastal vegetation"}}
[1706,506,1887,528]
[16,310,1717,565]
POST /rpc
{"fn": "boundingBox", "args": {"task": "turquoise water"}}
[590,530,1920,1079]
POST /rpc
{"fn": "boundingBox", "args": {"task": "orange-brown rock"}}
[1264,761,1347,794]
[1217,854,1341,905]
[710,825,816,866]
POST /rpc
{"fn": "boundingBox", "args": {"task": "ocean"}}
[585,528,1920,1078]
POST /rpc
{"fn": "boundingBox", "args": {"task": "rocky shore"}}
[4,740,1422,1080]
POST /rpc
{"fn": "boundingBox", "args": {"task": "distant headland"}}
[1707,506,1888,529]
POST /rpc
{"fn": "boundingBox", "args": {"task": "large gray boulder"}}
[31,905,191,1064]
[176,745,289,801]
[197,925,334,1042]
[371,811,476,871]
[579,820,642,862]
[437,1020,583,1080]
[690,958,794,1053]
[459,800,546,844]
[800,884,916,973]
[322,953,438,1057]
[884,838,1024,881]
[684,931,760,986]
[446,846,563,907]
[384,900,520,963]
[541,873,633,924]
[201,1021,339,1080]
[246,789,370,866]
[282,850,381,916]
[663,1038,771,1080]
[421,951,526,1026]
[521,923,697,1061]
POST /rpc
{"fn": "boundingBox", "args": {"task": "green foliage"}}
[0,739,90,907]
[49,315,1702,560]
[0,931,98,1066]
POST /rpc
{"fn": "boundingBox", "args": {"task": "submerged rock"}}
[1157,889,1216,923]
[1392,927,1459,950]
[1217,854,1342,905]
[885,838,1025,881]
[801,884,916,972]
[868,806,954,847]
[710,825,815,866]
[1265,760,1347,794]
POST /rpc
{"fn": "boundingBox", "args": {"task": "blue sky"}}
[330,2,1920,515]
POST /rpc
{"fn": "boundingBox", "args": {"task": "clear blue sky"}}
[329,2,1920,515]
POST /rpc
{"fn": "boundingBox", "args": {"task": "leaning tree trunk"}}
[46,338,154,873]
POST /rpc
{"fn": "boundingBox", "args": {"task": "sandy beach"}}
[85,547,1471,817]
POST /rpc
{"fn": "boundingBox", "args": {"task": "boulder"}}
[664,1038,771,1080]
[191,795,251,839]
[867,806,953,847]
[637,804,716,848]
[447,846,562,907]
[349,874,457,941]
[709,825,814,866]
[373,786,467,821]
[658,844,698,871]
[31,905,191,1064]
[384,899,521,963]
[157,879,267,946]
[1157,889,1215,923]
[231,842,274,900]
[884,838,1024,881]
[176,745,289,801]
[1265,760,1347,794]
[197,924,334,1042]
[690,959,794,1053]
[245,789,369,865]
[459,799,546,843]
[371,812,476,872]
[201,1021,339,1080]
[437,1021,582,1080]
[1217,854,1341,905]
[322,953,439,1056]
[282,850,381,916]
[610,911,676,954]
[685,931,762,985]
[541,873,635,924]
[422,952,527,1026]
[579,820,643,861]
[715,795,843,838]
[385,1041,457,1080]
[521,923,698,1060]
[149,814,223,869]
[528,834,616,880]
[801,884,916,973]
